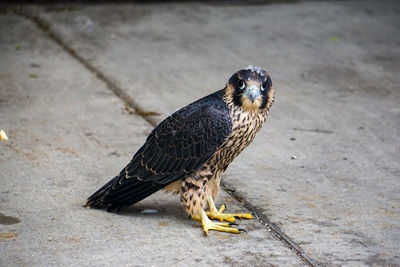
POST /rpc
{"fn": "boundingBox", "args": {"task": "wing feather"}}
[125,89,232,184]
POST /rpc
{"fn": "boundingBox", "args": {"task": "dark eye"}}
[261,81,268,91]
[238,79,246,90]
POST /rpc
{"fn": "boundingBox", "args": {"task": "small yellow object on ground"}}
[329,36,339,42]
[0,129,8,141]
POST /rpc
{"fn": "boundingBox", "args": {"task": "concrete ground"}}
[1,1,399,266]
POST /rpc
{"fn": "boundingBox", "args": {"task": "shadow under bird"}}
[86,66,275,235]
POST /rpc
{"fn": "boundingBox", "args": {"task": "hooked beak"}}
[244,85,260,102]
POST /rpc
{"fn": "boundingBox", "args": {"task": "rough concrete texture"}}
[1,1,400,266]
[0,14,303,266]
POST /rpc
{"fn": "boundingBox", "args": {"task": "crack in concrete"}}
[221,180,319,267]
[13,7,318,267]
[11,7,159,127]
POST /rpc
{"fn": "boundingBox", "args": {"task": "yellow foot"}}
[195,210,245,236]
[206,198,253,222]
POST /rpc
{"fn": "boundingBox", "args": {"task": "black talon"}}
[203,231,208,236]
[238,228,248,234]
[234,216,242,221]
[229,222,238,226]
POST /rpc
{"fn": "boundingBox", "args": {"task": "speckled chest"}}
[208,106,267,173]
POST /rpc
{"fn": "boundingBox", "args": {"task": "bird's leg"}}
[205,196,253,222]
[192,209,241,235]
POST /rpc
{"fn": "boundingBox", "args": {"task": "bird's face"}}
[226,66,274,112]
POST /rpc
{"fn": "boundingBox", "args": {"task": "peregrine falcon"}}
[86,66,275,235]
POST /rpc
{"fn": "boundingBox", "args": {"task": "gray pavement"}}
[1,1,400,266]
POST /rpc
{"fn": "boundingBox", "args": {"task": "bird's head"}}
[225,66,274,112]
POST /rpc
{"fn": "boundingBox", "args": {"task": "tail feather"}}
[85,176,118,208]
[85,173,165,212]
[103,181,153,204]
[106,184,163,212]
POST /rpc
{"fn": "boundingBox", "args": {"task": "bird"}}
[85,66,275,235]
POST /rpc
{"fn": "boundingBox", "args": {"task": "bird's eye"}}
[261,81,268,91]
[238,79,246,90]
